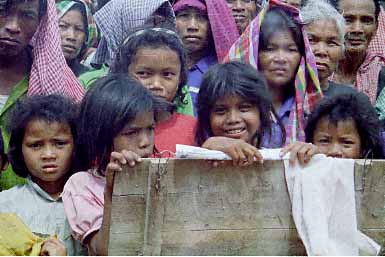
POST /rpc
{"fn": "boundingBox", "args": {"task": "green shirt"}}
[0,77,28,191]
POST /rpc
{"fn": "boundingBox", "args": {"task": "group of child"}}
[1,4,385,254]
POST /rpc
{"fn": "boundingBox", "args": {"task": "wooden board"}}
[108,159,385,255]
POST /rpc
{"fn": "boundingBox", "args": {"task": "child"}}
[282,93,384,165]
[195,61,284,166]
[111,27,197,153]
[0,95,84,255]
[62,74,170,255]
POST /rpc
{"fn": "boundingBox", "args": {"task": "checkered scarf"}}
[92,0,175,65]
[356,7,385,104]
[224,0,322,144]
[56,0,98,49]
[173,0,239,61]
[28,0,84,101]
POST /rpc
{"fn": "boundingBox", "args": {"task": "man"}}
[331,0,385,106]
[226,0,262,33]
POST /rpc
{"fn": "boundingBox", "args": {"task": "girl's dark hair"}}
[259,7,305,56]
[196,61,285,147]
[305,93,384,159]
[7,94,78,178]
[2,0,47,20]
[76,74,171,173]
[110,27,188,107]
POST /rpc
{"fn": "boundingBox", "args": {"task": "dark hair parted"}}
[305,93,384,159]
[76,74,171,173]
[7,94,78,178]
[331,0,381,20]
[110,27,188,106]
[259,7,305,57]
[196,61,285,147]
[1,0,47,20]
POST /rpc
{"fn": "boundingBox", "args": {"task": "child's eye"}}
[136,71,150,77]
[342,140,355,146]
[28,142,42,149]
[239,104,252,112]
[318,138,330,144]
[55,140,69,147]
[122,130,138,136]
[163,72,176,78]
[212,107,226,115]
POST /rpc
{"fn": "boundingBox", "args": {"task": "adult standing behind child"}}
[226,0,323,147]
[0,0,84,190]
[173,0,239,114]
[56,0,97,76]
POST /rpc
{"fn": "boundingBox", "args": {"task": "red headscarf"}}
[28,0,84,102]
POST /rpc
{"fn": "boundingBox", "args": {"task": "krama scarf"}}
[56,0,98,50]
[28,0,84,101]
[173,0,239,62]
[224,0,322,144]
[92,0,175,65]
[355,7,385,104]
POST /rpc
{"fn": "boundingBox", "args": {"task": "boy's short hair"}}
[7,95,78,178]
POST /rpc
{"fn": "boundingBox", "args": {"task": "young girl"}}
[196,61,284,166]
[282,93,384,165]
[111,27,197,153]
[62,74,170,255]
[0,95,84,255]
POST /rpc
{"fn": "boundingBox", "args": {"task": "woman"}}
[56,0,97,76]
[0,0,84,190]
[226,0,322,147]
[301,0,357,97]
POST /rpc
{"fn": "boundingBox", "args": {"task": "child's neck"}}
[31,176,67,200]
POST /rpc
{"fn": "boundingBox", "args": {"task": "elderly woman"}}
[301,0,357,97]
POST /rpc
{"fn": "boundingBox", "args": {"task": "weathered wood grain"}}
[108,159,385,255]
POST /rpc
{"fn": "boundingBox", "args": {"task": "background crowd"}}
[0,0,385,255]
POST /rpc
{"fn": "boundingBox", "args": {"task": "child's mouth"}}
[225,128,246,135]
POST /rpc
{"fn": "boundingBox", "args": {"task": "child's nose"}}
[41,145,56,159]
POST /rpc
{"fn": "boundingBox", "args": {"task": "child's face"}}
[128,47,181,103]
[113,111,155,158]
[312,117,362,159]
[210,95,261,144]
[22,119,74,183]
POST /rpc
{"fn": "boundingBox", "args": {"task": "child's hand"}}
[280,142,320,166]
[106,150,142,190]
[202,136,263,167]
[40,236,67,256]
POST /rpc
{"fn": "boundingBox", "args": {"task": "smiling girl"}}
[196,61,283,166]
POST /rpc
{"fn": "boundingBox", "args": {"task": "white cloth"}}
[175,144,289,160]
[284,154,380,255]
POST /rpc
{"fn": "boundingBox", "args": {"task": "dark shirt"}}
[323,81,358,98]
[68,59,90,77]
